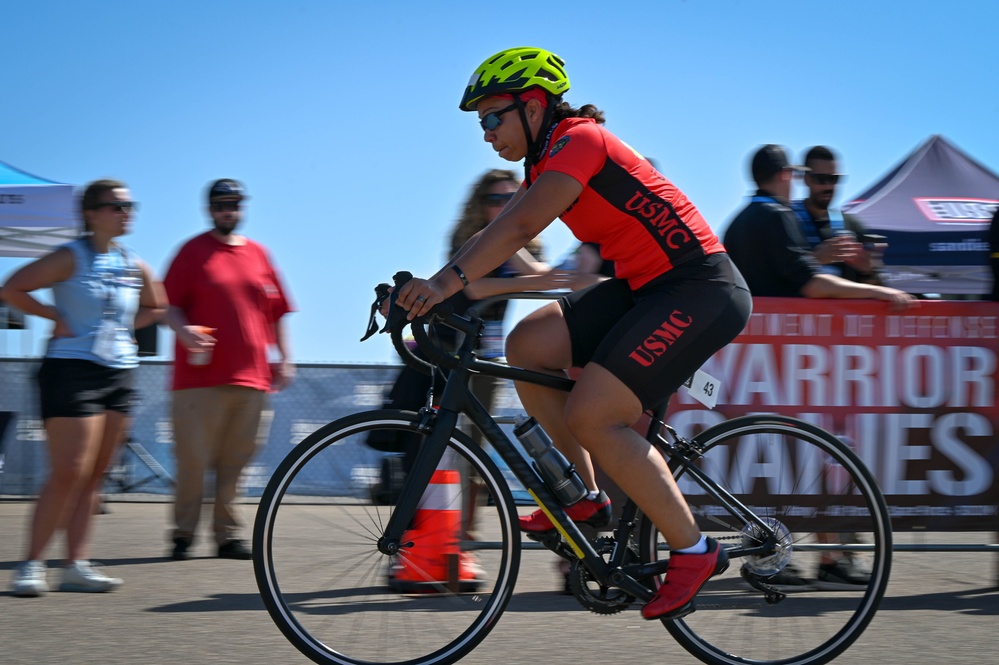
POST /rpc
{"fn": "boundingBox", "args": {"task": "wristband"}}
[452,264,469,286]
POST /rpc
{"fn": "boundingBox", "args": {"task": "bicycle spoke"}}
[254,412,520,665]
[642,415,891,665]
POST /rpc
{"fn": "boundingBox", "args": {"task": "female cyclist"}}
[397,47,752,620]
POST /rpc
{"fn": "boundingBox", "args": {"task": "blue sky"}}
[1,1,997,363]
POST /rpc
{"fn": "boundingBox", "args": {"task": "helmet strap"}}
[512,93,558,187]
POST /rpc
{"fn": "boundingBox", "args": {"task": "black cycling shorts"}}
[38,358,137,420]
[560,253,752,411]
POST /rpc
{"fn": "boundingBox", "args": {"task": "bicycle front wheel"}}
[253,410,521,665]
[639,414,891,665]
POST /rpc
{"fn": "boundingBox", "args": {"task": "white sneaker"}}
[59,560,123,593]
[11,560,49,597]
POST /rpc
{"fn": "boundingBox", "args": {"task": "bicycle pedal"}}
[526,530,563,552]
[660,600,696,621]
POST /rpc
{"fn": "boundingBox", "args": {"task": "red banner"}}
[666,298,999,531]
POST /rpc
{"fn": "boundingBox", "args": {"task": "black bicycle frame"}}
[377,306,784,603]
[376,315,656,601]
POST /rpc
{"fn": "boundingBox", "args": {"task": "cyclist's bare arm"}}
[398,172,583,317]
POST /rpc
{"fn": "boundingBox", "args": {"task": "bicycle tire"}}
[253,410,521,665]
[638,414,892,665]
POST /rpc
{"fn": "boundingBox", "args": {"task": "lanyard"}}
[790,200,844,248]
[88,243,129,320]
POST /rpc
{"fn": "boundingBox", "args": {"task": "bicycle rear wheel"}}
[253,410,520,665]
[639,415,891,665]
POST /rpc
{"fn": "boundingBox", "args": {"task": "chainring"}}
[568,537,638,615]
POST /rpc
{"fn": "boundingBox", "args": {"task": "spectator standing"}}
[723,144,914,307]
[442,169,568,576]
[790,145,885,284]
[164,179,294,561]
[453,177,615,595]
[723,146,915,589]
[4,179,166,596]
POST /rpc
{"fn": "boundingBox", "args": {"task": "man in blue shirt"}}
[790,146,884,284]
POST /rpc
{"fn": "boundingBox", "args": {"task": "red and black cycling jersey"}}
[529,117,724,289]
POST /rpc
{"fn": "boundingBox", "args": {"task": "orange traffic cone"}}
[388,469,482,593]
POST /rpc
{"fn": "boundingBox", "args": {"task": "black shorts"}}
[38,358,137,420]
[560,253,752,410]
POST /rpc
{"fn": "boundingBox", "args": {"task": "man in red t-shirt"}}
[163,179,294,561]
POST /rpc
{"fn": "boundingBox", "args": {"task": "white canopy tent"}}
[0,160,75,338]
[0,159,76,257]
[0,162,159,353]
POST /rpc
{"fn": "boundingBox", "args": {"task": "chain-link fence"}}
[0,358,529,499]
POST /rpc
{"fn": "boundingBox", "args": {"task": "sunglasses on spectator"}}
[809,173,844,186]
[89,201,138,213]
[479,103,519,131]
[482,192,515,206]
[211,201,243,212]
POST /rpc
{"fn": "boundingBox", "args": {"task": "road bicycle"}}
[253,273,892,665]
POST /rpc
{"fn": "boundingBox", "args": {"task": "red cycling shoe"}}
[519,491,612,533]
[641,536,729,620]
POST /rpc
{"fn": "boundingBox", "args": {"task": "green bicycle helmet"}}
[459,47,570,111]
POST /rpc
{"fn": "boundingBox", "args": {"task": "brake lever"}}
[381,271,413,334]
[360,282,392,342]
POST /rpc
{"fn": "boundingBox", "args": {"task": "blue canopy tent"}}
[842,136,999,295]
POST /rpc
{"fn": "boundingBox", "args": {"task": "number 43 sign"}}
[683,369,720,409]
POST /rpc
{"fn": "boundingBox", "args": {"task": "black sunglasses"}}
[809,173,844,186]
[482,192,515,206]
[89,201,138,212]
[211,201,243,212]
[479,103,519,131]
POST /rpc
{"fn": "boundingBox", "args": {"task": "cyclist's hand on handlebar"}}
[396,276,446,320]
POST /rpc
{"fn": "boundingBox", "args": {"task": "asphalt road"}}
[1,499,996,665]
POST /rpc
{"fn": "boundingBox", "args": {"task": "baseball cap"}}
[750,145,809,183]
[207,178,247,202]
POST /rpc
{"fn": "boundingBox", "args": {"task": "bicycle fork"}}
[376,406,459,556]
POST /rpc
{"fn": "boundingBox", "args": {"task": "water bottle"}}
[513,416,587,506]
